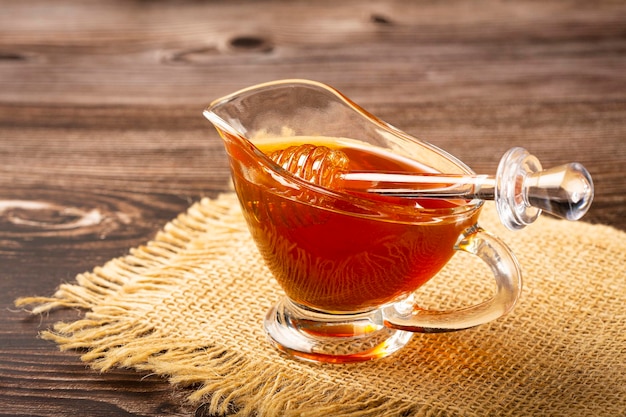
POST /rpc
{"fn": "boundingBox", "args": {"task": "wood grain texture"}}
[1,1,625,415]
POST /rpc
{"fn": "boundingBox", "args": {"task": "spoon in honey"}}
[268,144,594,230]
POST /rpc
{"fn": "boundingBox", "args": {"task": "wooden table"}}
[1,1,624,415]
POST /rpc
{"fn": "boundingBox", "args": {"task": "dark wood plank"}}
[1,1,625,416]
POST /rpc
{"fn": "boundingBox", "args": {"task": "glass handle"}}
[382,226,522,333]
[495,147,594,230]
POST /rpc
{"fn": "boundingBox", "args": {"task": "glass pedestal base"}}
[264,297,413,363]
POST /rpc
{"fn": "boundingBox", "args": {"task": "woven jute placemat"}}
[16,193,626,416]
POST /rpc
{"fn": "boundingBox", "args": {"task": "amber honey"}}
[227,135,480,313]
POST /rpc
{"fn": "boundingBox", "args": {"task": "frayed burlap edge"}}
[15,194,422,417]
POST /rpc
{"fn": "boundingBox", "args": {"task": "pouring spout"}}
[203,107,249,140]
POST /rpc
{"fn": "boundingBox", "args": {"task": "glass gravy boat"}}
[204,79,523,363]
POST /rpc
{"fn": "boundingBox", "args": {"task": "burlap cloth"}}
[16,193,626,416]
